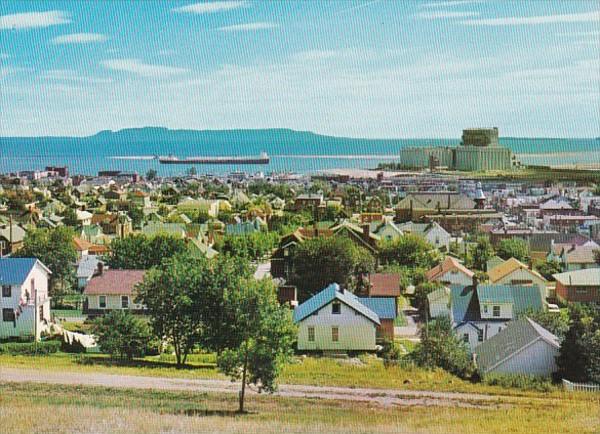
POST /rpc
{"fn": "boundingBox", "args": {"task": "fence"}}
[562,379,600,393]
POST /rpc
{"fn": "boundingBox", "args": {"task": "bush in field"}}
[411,317,475,379]
[0,340,61,355]
[92,310,152,360]
[482,373,554,392]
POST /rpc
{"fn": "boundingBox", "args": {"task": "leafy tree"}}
[290,236,375,301]
[92,310,152,360]
[468,236,494,271]
[497,238,530,262]
[61,208,78,228]
[378,234,438,269]
[217,279,296,413]
[136,254,253,366]
[14,227,77,298]
[518,308,570,340]
[534,260,563,281]
[106,234,187,269]
[216,232,278,260]
[556,303,600,383]
[128,206,144,229]
[146,169,157,181]
[411,316,474,379]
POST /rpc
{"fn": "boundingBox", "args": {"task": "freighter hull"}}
[158,154,269,165]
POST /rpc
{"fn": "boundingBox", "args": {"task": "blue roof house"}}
[294,283,385,351]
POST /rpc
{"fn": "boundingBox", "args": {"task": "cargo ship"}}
[158,152,269,165]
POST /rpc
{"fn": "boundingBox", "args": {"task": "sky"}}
[0,0,599,138]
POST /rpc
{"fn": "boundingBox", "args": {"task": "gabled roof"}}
[368,273,401,297]
[77,255,102,279]
[83,270,146,295]
[450,284,544,324]
[553,268,600,287]
[293,283,380,325]
[358,297,397,319]
[488,257,546,283]
[553,245,598,264]
[475,318,560,373]
[0,224,26,243]
[426,256,475,281]
[0,258,51,285]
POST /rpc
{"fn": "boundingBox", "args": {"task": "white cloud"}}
[0,11,70,30]
[100,58,189,77]
[0,53,8,60]
[421,1,481,8]
[172,1,247,14]
[42,69,112,84]
[416,11,479,19]
[462,11,600,26]
[217,22,278,32]
[557,30,600,37]
[51,33,108,45]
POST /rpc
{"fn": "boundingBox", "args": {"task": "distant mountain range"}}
[0,127,410,147]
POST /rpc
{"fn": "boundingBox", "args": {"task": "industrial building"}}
[400,128,516,171]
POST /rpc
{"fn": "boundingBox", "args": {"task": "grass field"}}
[0,352,575,398]
[0,382,598,434]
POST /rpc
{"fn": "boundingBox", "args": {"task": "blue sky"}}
[0,0,598,138]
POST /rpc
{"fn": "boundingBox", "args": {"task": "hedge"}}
[0,340,61,355]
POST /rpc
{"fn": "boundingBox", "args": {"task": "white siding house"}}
[0,258,52,341]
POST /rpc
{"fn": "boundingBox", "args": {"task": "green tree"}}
[217,232,278,260]
[14,227,77,298]
[291,236,375,301]
[411,316,474,379]
[518,308,570,340]
[468,236,494,271]
[217,279,296,413]
[556,303,600,383]
[534,260,563,281]
[136,254,253,365]
[378,234,438,269]
[146,169,157,181]
[92,310,152,360]
[497,238,530,262]
[106,234,187,269]
[61,208,78,228]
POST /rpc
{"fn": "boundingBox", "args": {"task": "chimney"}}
[362,224,370,241]
[472,274,479,290]
[97,262,104,276]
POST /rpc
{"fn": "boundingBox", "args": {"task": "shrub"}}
[482,373,554,392]
[380,339,404,361]
[92,310,152,360]
[0,340,61,355]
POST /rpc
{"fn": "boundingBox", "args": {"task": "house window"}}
[308,326,315,342]
[2,285,10,298]
[332,326,339,342]
[121,296,129,309]
[463,333,469,343]
[511,279,532,285]
[493,306,501,317]
[99,295,107,309]
[477,330,484,342]
[2,308,15,322]
[483,305,488,314]
[575,287,588,294]
[332,301,341,315]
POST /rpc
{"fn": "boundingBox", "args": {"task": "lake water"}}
[1,136,598,176]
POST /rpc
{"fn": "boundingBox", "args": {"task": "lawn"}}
[0,382,598,434]
[0,352,578,398]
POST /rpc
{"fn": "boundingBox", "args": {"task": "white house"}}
[427,286,451,319]
[294,283,380,351]
[398,221,451,251]
[83,269,146,315]
[426,256,474,287]
[0,258,52,341]
[474,318,560,377]
[488,257,548,299]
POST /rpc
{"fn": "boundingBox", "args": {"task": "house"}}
[427,286,451,319]
[371,219,403,241]
[0,223,26,256]
[83,269,146,315]
[425,256,474,287]
[450,283,544,351]
[486,255,505,272]
[397,221,451,251]
[293,283,380,351]
[293,193,324,211]
[76,255,103,289]
[553,268,600,303]
[488,257,548,298]
[547,243,599,271]
[0,258,52,340]
[365,273,401,298]
[358,297,397,340]
[76,210,93,226]
[474,318,560,377]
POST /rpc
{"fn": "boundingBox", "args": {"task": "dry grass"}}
[0,382,598,434]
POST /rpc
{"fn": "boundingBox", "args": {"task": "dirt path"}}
[0,367,513,409]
